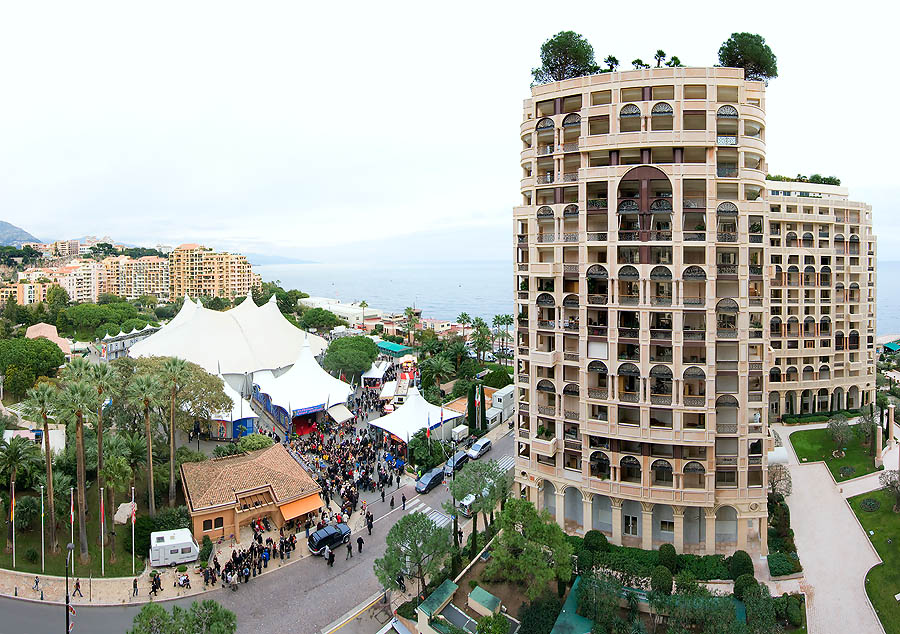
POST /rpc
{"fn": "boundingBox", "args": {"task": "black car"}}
[415,467,445,493]
[444,450,469,477]
[308,523,351,555]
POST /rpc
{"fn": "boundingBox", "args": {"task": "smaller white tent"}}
[379,381,397,401]
[362,361,389,381]
[255,338,352,415]
[369,387,462,443]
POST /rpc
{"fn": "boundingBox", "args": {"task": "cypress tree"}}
[467,383,477,433]
[480,384,488,430]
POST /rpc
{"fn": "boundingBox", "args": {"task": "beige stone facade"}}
[169,243,261,300]
[513,67,876,556]
[102,255,170,300]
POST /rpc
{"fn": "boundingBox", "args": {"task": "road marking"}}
[320,590,384,633]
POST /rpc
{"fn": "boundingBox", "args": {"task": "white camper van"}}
[149,528,200,567]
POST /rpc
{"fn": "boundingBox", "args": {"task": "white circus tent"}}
[129,295,328,381]
[368,387,462,443]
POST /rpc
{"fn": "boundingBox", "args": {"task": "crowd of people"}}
[203,526,299,591]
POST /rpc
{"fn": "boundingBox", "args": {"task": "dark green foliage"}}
[566,534,584,552]
[773,594,788,620]
[592,545,729,586]
[124,507,190,559]
[786,595,803,626]
[733,573,757,600]
[576,549,595,575]
[25,547,38,563]
[407,428,449,471]
[299,307,346,330]
[0,337,66,394]
[658,543,677,573]
[198,535,213,563]
[323,336,378,377]
[577,573,624,632]
[467,383,477,433]
[518,596,562,634]
[728,549,754,580]
[483,369,512,389]
[583,529,609,553]
[532,31,599,84]
[743,583,778,632]
[717,32,778,82]
[767,551,801,577]
[212,443,241,458]
[673,570,704,596]
[395,600,418,620]
[861,497,881,512]
[650,565,673,595]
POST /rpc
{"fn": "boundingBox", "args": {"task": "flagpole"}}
[131,487,135,576]
[100,487,105,576]
[70,487,75,577]
[40,484,45,573]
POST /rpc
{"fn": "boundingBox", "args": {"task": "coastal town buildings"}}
[169,243,261,300]
[101,254,170,300]
[513,67,876,556]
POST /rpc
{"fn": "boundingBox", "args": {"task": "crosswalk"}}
[403,499,452,528]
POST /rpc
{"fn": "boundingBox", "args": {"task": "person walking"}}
[390,495,395,510]
[32,576,40,591]
[323,544,332,566]
[346,541,353,560]
[73,579,83,597]
[381,488,385,503]
[327,548,336,568]
[133,578,139,597]
[401,494,406,510]
[367,514,374,536]
[357,536,364,553]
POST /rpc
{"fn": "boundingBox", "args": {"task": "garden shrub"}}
[583,530,609,553]
[518,596,562,634]
[728,550,754,580]
[396,600,418,620]
[861,497,881,512]
[176,564,187,573]
[677,553,729,580]
[576,549,595,575]
[658,543,677,573]
[733,573,757,600]
[773,594,788,620]
[786,596,803,626]
[674,570,704,596]
[566,534,584,552]
[650,565,673,595]
[767,552,799,577]
[840,465,856,478]
[198,535,213,563]
[25,547,38,564]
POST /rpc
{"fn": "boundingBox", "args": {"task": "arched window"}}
[536,117,554,130]
[620,455,641,483]
[683,265,706,280]
[716,105,738,118]
[618,265,639,280]
[716,394,739,407]
[618,199,640,212]
[590,452,610,479]
[562,113,581,127]
[617,362,640,376]
[683,366,706,380]
[716,298,739,313]
[563,383,579,396]
[650,266,672,280]
[716,201,738,215]
[650,365,673,378]
[586,264,608,279]
[536,292,555,306]
[588,360,608,374]
[537,206,553,217]
[619,104,641,118]
[652,102,673,115]
[536,379,556,393]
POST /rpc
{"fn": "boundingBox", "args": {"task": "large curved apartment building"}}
[513,66,876,556]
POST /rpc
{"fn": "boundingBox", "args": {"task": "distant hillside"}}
[0,221,41,246]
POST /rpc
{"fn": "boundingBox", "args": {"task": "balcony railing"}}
[683,297,705,306]
[537,145,554,156]
[587,295,608,306]
[561,142,579,152]
[519,402,529,412]
[749,265,763,275]
[618,231,640,241]
[537,405,556,416]
[618,327,639,338]
[619,295,640,305]
[563,232,579,242]
[717,232,737,243]
[619,392,639,403]
[587,199,608,210]
[716,424,738,434]
[563,322,579,331]
[564,352,579,362]
[749,234,763,243]
[517,234,528,244]
[684,396,705,407]
[650,230,672,241]
[536,174,554,184]
[650,394,672,405]
[537,320,555,329]
[716,135,738,146]
[683,197,706,209]
[651,296,672,306]
[717,264,737,275]
[650,329,672,340]
[518,374,529,383]
[588,388,608,399]
[563,264,579,273]
[684,232,705,241]
[717,329,738,338]
[564,410,580,420]
[683,329,706,340]
[536,233,555,243]
[716,455,738,465]
[562,172,579,183]
[749,455,763,465]
[586,232,607,241]
[587,325,608,336]
[716,166,739,178]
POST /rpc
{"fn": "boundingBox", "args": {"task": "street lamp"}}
[65,542,74,633]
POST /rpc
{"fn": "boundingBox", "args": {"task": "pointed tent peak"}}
[183,293,192,302]
[231,293,258,314]
[195,298,203,306]
[268,293,278,304]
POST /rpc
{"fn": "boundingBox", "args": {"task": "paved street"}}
[0,429,514,634]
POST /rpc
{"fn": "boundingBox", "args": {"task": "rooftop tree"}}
[718,33,778,82]
[532,31,599,84]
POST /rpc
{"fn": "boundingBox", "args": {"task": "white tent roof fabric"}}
[254,339,352,413]
[369,387,462,441]
[379,381,397,400]
[212,374,258,422]
[130,295,327,375]
[362,361,389,380]
[327,404,354,424]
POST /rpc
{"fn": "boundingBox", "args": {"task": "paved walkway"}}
[776,422,886,634]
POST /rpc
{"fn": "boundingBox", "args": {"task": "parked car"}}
[415,467,445,493]
[308,523,351,555]
[444,450,470,477]
[483,352,497,362]
[467,438,492,460]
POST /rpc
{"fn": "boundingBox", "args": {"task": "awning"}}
[327,403,354,424]
[279,494,324,521]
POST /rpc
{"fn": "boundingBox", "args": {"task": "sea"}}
[257,259,900,335]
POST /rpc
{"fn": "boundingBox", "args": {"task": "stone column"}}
[610,498,623,546]
[890,404,895,446]
[556,491,566,531]
[759,517,769,556]
[876,429,884,469]
[737,514,748,550]
[673,506,685,554]
[582,493,593,532]
[704,508,717,555]
[535,482,544,511]
[641,502,654,550]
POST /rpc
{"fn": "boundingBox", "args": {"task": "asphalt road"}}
[0,430,514,634]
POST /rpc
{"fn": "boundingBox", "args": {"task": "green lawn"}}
[850,489,900,633]
[789,427,881,481]
[0,489,144,579]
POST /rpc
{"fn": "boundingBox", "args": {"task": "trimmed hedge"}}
[593,544,728,586]
[781,408,862,424]
[786,596,803,626]
[727,550,754,580]
[658,543,677,573]
[767,551,801,577]
[650,565,673,595]
[733,573,757,600]
[396,600,418,620]
[583,530,609,553]
[518,596,563,634]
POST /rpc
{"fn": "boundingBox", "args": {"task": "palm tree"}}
[22,382,60,552]
[359,300,368,330]
[654,50,666,67]
[665,56,682,68]
[59,380,98,563]
[62,356,92,382]
[127,374,165,517]
[447,340,468,370]
[0,436,42,553]
[457,312,471,340]
[426,356,454,392]
[99,456,131,563]
[120,431,147,492]
[471,317,489,364]
[498,314,514,366]
[160,357,190,507]
[89,363,117,531]
[403,307,420,346]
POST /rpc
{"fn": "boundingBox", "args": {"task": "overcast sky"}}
[0,2,896,262]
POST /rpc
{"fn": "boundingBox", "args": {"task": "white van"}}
[149,528,200,567]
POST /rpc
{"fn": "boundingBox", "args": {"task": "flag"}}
[426,414,430,440]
